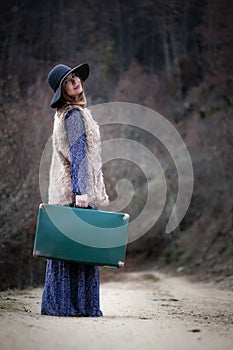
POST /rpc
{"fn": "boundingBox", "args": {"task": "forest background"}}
[0,0,232,290]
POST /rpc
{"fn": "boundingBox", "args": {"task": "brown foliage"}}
[0,0,232,289]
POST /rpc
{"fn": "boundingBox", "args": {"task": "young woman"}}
[41,63,109,317]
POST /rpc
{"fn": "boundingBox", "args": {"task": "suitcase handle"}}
[69,202,94,209]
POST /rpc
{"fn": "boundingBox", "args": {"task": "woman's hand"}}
[75,194,88,208]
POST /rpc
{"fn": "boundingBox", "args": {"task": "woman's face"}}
[62,72,83,97]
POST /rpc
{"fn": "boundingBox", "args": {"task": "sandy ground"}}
[0,269,233,350]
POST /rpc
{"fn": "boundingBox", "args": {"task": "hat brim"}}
[50,63,89,108]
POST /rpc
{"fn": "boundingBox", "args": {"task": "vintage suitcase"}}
[33,203,129,268]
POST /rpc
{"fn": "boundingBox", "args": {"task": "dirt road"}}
[0,270,233,350]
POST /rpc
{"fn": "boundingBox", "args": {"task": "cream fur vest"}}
[48,105,109,208]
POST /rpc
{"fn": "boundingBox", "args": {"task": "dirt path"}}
[0,270,233,350]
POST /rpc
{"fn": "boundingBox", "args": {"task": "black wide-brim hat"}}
[47,63,89,108]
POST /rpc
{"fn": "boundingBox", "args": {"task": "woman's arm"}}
[65,109,88,207]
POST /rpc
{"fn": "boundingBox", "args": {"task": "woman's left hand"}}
[75,194,88,208]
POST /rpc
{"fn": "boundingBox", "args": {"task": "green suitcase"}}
[33,203,129,268]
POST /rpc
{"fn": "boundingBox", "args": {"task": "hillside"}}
[0,0,232,290]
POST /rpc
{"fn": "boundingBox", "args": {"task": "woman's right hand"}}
[75,194,88,208]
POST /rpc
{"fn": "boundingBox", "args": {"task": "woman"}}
[41,63,109,317]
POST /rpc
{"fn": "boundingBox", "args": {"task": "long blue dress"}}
[41,108,103,317]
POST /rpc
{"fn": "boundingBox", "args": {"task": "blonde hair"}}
[60,80,87,108]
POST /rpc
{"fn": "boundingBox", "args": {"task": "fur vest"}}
[48,105,109,208]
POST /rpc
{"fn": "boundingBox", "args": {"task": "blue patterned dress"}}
[41,109,103,317]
